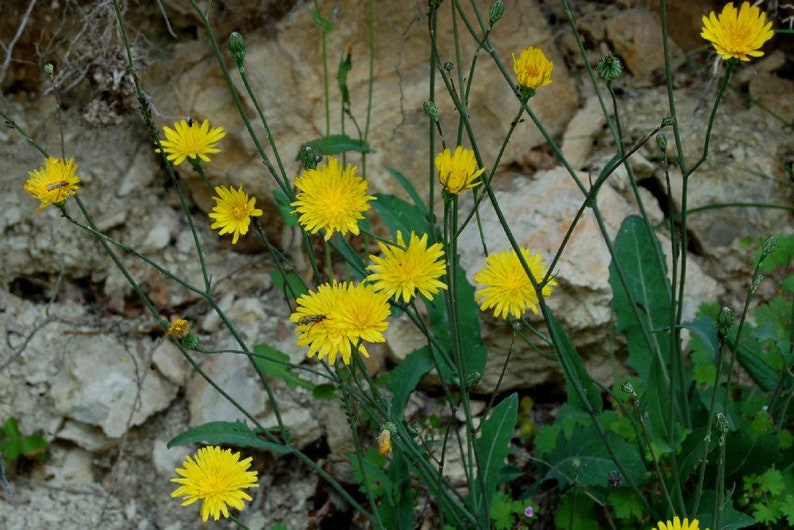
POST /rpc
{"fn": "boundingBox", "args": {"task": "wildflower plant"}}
[4,0,791,528]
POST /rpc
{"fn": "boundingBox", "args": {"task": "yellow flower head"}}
[512,46,553,91]
[367,231,448,303]
[291,156,376,240]
[290,281,390,365]
[435,146,485,194]
[167,318,191,339]
[701,2,774,62]
[170,446,259,522]
[23,157,81,212]
[208,185,264,244]
[158,119,226,166]
[653,516,708,530]
[473,247,556,319]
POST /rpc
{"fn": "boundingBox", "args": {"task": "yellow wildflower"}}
[512,46,553,90]
[473,247,556,319]
[701,2,774,61]
[170,446,259,522]
[208,185,263,244]
[367,231,447,303]
[23,157,81,212]
[291,156,375,240]
[158,119,226,166]
[435,146,485,194]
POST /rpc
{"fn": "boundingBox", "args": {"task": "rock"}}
[152,339,189,387]
[49,334,178,438]
[152,438,190,478]
[453,166,722,391]
[57,420,116,452]
[562,95,607,170]
[606,9,669,82]
[749,71,794,125]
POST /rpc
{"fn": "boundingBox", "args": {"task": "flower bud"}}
[423,100,439,122]
[656,133,668,153]
[489,1,505,25]
[596,54,622,81]
[229,32,247,67]
[717,306,734,336]
[43,63,54,76]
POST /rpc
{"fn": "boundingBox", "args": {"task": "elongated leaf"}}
[609,215,672,382]
[372,193,433,238]
[251,344,315,391]
[386,167,427,213]
[388,346,434,416]
[299,134,370,156]
[473,393,518,511]
[168,421,292,453]
[547,309,602,413]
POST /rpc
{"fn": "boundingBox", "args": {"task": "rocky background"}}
[0,1,792,528]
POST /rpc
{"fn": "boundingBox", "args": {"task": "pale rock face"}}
[49,334,178,439]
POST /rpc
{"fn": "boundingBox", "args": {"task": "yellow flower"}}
[512,46,553,90]
[23,157,81,212]
[158,119,226,166]
[378,428,392,456]
[473,247,556,319]
[435,146,485,194]
[290,281,390,365]
[653,516,708,530]
[170,446,259,522]
[701,2,774,62]
[167,318,191,339]
[208,185,263,244]
[291,156,376,240]
[367,231,447,303]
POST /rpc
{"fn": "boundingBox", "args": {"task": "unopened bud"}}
[656,133,668,153]
[596,54,622,81]
[489,1,505,25]
[423,100,439,122]
[43,63,54,76]
[229,32,247,67]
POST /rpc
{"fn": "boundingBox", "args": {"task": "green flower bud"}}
[596,54,622,81]
[656,133,668,153]
[489,1,505,25]
[181,332,200,350]
[43,63,54,76]
[717,306,734,336]
[443,61,454,73]
[761,235,777,258]
[229,32,247,67]
[423,100,439,122]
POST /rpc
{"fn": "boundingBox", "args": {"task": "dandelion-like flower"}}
[167,318,191,339]
[158,119,226,166]
[208,185,263,244]
[23,157,81,212]
[170,446,259,522]
[290,281,390,365]
[701,2,774,62]
[512,46,553,91]
[367,231,447,303]
[473,247,556,319]
[291,156,375,240]
[653,517,707,530]
[435,146,485,195]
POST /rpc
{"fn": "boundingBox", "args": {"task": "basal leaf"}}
[167,421,292,454]
[473,394,518,511]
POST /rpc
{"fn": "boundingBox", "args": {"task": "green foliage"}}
[472,394,518,514]
[252,344,317,392]
[167,421,292,453]
[0,417,49,471]
[490,490,529,530]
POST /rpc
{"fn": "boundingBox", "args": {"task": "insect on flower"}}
[45,180,72,202]
[296,314,327,326]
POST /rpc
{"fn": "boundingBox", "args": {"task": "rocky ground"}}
[0,1,792,529]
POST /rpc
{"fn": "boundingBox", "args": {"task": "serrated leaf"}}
[167,421,292,454]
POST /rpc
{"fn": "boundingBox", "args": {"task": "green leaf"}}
[273,187,298,226]
[371,193,433,238]
[608,487,644,521]
[490,490,525,530]
[299,134,370,157]
[312,383,338,400]
[19,433,49,459]
[337,48,352,108]
[311,9,333,33]
[609,215,672,382]
[546,309,602,413]
[473,394,518,511]
[694,490,757,529]
[543,422,646,489]
[167,421,292,454]
[251,344,315,391]
[386,167,428,213]
[388,346,434,416]
[270,268,308,302]
[555,490,599,530]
